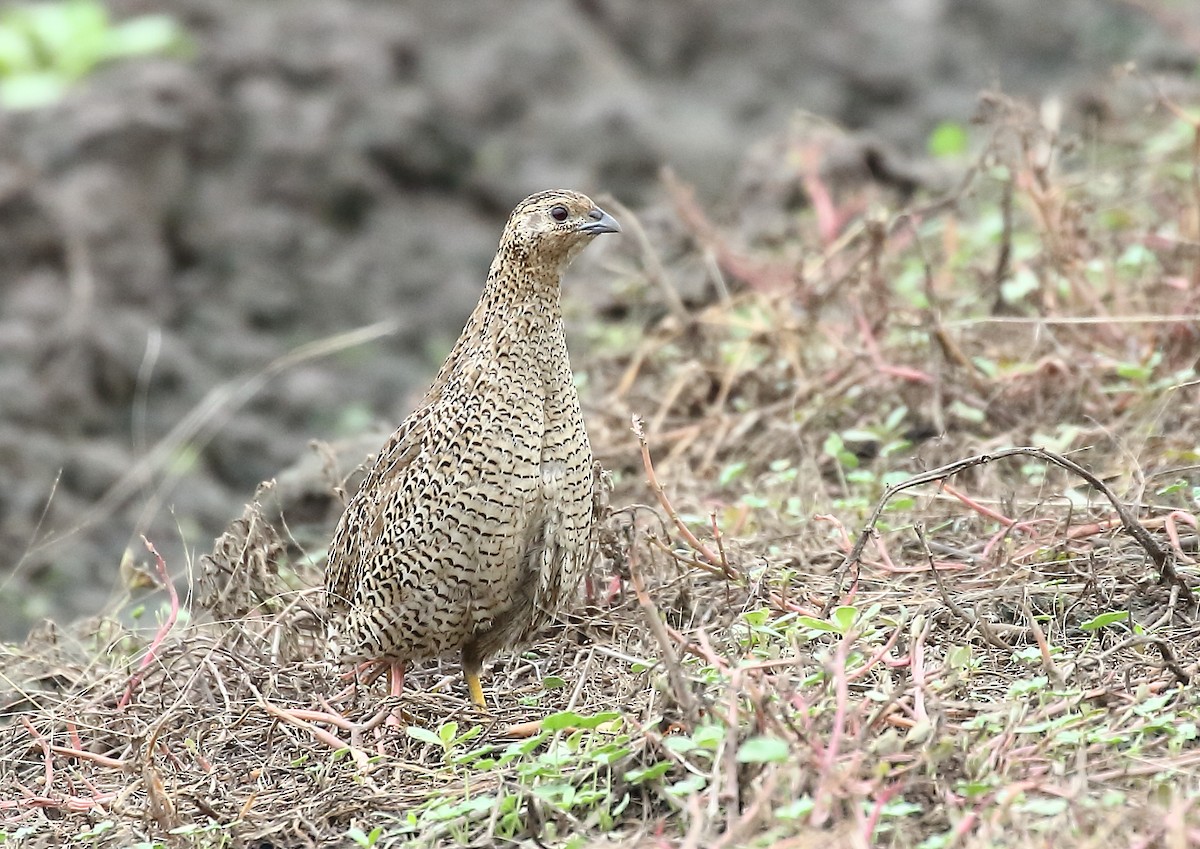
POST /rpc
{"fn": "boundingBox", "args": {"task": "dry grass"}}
[4,90,1200,848]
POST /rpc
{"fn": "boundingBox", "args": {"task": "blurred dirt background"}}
[1,0,1197,638]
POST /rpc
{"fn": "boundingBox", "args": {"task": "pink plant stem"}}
[814,513,853,552]
[811,632,853,826]
[847,624,904,681]
[942,482,1017,525]
[854,302,933,384]
[1165,510,1198,563]
[799,151,841,247]
[49,745,125,770]
[951,809,979,845]
[0,790,117,813]
[871,532,898,571]
[19,717,53,795]
[910,620,929,723]
[260,701,370,770]
[118,537,181,710]
[860,782,902,845]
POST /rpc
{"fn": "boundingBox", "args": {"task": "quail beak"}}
[578,207,621,235]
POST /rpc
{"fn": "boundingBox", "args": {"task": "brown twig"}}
[825,446,1189,615]
[1084,635,1192,685]
[1021,597,1065,687]
[915,524,1015,653]
[628,533,700,728]
[632,414,737,578]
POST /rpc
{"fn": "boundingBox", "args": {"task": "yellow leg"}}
[465,667,487,708]
[462,642,488,709]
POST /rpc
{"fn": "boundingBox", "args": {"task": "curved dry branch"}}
[824,446,1190,615]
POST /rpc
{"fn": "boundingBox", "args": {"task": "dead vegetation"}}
[3,91,1200,848]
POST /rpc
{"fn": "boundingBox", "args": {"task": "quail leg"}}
[387,661,406,697]
[383,660,407,727]
[461,642,487,709]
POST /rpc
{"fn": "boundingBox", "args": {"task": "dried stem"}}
[628,533,701,727]
[632,414,737,578]
[826,446,1189,614]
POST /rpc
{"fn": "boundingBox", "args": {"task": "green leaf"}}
[665,774,707,797]
[541,710,620,731]
[927,121,969,158]
[1157,480,1188,496]
[884,405,908,432]
[406,726,444,748]
[0,27,37,74]
[540,710,582,731]
[1100,789,1126,807]
[1116,243,1155,269]
[947,644,972,669]
[831,605,858,633]
[543,675,566,689]
[718,460,747,487]
[1008,675,1048,696]
[840,429,880,443]
[796,615,841,633]
[917,833,953,849]
[881,799,923,817]
[1000,268,1039,305]
[1133,694,1172,717]
[691,725,725,749]
[437,721,459,746]
[662,735,697,755]
[742,607,771,627]
[0,71,67,110]
[736,735,789,763]
[972,357,998,378]
[1019,796,1069,817]
[624,761,671,783]
[1079,611,1128,631]
[55,0,109,77]
[956,779,995,798]
[776,796,815,819]
[102,14,183,60]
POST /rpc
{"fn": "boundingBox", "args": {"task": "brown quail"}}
[325,190,619,708]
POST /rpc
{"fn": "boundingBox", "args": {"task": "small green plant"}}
[797,604,861,636]
[736,735,790,763]
[346,825,383,848]
[824,407,913,509]
[77,820,115,843]
[0,0,188,109]
[403,710,630,841]
[406,720,483,761]
[167,820,235,847]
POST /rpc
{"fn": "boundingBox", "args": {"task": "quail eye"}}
[550,205,569,223]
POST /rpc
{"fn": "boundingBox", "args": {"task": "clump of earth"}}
[0,0,1195,638]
